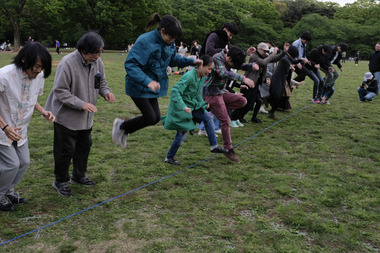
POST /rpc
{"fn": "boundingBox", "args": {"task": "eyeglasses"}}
[33,64,44,70]
[92,50,103,56]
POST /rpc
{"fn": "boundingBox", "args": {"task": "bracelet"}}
[2,125,8,131]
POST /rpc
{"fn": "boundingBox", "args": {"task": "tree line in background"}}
[1,0,380,59]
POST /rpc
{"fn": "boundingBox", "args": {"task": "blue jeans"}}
[310,70,324,98]
[322,79,335,100]
[198,111,220,131]
[357,87,377,101]
[166,109,217,158]
[373,71,380,93]
[294,66,321,98]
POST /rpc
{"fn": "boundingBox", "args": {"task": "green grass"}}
[0,52,379,253]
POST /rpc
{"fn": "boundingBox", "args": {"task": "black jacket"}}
[306,45,332,71]
[369,51,380,73]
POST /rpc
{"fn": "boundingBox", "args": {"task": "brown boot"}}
[223,148,240,163]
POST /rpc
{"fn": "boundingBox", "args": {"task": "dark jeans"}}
[294,65,322,98]
[166,109,217,158]
[120,97,160,134]
[53,123,92,182]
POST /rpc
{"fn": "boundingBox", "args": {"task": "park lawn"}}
[0,51,379,253]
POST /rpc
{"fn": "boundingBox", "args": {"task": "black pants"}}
[120,97,161,134]
[53,123,92,182]
[231,88,261,121]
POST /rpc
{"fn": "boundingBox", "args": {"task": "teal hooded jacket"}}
[124,29,195,98]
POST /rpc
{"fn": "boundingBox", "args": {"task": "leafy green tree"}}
[334,0,380,24]
[0,0,27,50]
[277,0,339,27]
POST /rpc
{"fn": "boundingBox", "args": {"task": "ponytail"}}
[146,13,183,39]
[146,13,161,30]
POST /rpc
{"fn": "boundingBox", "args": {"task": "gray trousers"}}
[0,141,30,198]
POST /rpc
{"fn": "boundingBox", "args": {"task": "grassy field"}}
[0,51,379,253]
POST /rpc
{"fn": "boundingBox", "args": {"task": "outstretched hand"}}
[283,42,290,52]
[193,59,203,67]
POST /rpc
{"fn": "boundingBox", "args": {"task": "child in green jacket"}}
[162,55,228,165]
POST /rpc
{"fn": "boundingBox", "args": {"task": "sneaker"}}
[210,145,229,153]
[198,130,208,136]
[230,121,239,128]
[319,98,326,104]
[325,100,330,105]
[259,105,268,114]
[164,157,180,165]
[251,118,262,123]
[239,118,248,123]
[236,120,244,127]
[6,191,28,204]
[313,97,320,104]
[0,195,14,211]
[112,118,124,146]
[52,181,72,197]
[215,129,222,134]
[223,149,240,163]
[121,133,128,149]
[267,111,275,119]
[70,176,96,185]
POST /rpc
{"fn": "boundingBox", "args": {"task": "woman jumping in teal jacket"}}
[112,14,202,148]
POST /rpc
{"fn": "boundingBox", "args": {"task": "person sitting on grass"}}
[358,72,378,102]
[161,55,228,165]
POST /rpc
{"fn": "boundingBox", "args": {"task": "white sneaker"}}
[259,105,268,114]
[236,119,244,127]
[215,129,222,134]
[121,133,128,149]
[230,121,239,128]
[198,130,208,136]
[112,118,124,146]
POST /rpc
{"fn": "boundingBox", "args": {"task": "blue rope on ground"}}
[0,104,312,247]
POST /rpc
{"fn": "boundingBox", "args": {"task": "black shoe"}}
[0,195,14,211]
[6,192,28,204]
[164,157,180,165]
[267,111,275,119]
[52,181,72,197]
[211,145,229,153]
[70,176,96,185]
[239,118,248,124]
[251,118,262,123]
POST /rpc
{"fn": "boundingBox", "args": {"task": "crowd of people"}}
[1,14,379,211]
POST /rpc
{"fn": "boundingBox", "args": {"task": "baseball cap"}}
[364,72,373,81]
[257,42,269,52]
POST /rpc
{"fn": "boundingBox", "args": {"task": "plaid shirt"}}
[202,50,251,96]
